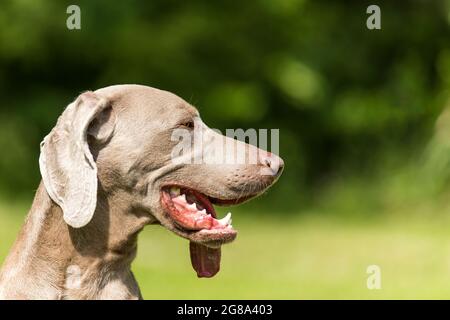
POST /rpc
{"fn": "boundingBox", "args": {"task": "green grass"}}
[2,200,450,299]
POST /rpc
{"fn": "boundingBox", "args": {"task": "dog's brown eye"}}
[180,120,194,129]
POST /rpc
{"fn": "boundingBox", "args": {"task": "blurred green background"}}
[1,0,450,299]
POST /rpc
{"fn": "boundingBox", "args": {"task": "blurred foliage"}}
[0,0,449,214]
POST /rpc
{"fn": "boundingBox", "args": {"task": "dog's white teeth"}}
[187,203,197,210]
[199,209,207,215]
[175,194,187,202]
[170,187,181,196]
[218,212,232,226]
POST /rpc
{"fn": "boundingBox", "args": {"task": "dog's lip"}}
[209,194,259,206]
[158,184,259,247]
[177,227,238,248]
[160,183,261,206]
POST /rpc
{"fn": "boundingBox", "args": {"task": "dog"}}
[0,85,284,299]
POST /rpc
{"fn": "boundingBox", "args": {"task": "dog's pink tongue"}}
[189,241,221,278]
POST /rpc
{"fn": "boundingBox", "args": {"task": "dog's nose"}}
[260,152,284,176]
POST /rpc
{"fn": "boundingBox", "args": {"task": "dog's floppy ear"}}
[39,91,114,228]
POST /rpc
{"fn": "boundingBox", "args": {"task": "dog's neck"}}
[0,182,152,299]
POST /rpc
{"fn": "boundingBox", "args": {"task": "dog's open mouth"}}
[162,186,234,232]
[160,185,255,278]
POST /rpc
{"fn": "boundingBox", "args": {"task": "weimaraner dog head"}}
[39,84,284,277]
